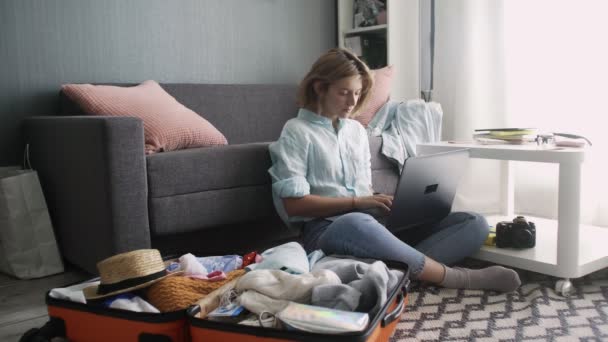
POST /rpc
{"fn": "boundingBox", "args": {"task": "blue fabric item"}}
[367,100,443,171]
[268,108,373,226]
[301,211,489,279]
[102,293,136,307]
[166,262,180,272]
[307,250,326,271]
[196,255,243,273]
[253,242,310,274]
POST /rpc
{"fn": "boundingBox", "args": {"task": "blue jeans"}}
[301,212,489,278]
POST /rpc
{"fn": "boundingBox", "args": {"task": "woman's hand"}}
[353,194,393,213]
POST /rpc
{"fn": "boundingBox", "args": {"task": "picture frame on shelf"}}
[344,36,363,56]
[353,0,387,28]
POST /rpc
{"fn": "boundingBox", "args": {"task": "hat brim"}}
[83,270,182,301]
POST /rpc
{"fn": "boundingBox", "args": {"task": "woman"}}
[268,48,520,292]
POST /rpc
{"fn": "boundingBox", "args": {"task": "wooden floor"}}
[0,268,89,342]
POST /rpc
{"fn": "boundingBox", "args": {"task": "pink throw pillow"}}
[62,80,228,154]
[354,65,394,127]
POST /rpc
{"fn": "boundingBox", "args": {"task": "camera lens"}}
[513,229,533,248]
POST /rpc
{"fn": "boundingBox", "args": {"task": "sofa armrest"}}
[368,135,399,195]
[23,116,150,274]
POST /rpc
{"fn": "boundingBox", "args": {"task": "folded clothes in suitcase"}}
[187,260,410,342]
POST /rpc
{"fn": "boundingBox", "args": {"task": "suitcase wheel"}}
[20,328,51,342]
[19,317,65,342]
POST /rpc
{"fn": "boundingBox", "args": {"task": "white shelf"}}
[336,0,420,101]
[343,24,387,36]
[416,142,607,286]
[478,215,608,278]
[417,142,586,164]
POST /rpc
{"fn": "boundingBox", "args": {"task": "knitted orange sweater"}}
[146,269,245,312]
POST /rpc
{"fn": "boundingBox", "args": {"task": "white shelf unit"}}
[417,142,607,295]
[344,24,388,35]
[479,215,608,278]
[337,0,420,102]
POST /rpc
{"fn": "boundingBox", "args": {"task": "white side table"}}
[417,142,607,296]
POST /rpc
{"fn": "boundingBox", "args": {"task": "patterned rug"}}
[391,260,608,341]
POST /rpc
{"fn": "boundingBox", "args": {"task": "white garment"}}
[49,280,159,313]
[238,291,290,315]
[236,269,341,314]
[107,295,160,313]
[251,242,309,274]
[179,253,208,277]
[49,281,99,304]
[367,99,443,171]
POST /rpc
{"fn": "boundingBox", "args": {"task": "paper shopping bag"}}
[0,167,64,279]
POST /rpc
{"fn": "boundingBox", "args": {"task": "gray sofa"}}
[23,84,398,274]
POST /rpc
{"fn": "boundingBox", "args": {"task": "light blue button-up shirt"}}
[268,108,373,227]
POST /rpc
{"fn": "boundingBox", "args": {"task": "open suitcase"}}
[21,255,408,342]
[20,285,188,342]
[187,260,410,342]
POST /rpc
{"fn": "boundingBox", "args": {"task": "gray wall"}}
[0,0,336,165]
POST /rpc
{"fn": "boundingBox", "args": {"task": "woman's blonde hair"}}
[297,48,374,117]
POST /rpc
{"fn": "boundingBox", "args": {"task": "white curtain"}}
[433,0,608,227]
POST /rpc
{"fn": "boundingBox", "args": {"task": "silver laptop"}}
[380,149,470,233]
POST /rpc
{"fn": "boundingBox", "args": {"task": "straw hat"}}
[83,249,180,300]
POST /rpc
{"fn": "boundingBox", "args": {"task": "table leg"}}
[556,161,582,279]
[499,160,514,217]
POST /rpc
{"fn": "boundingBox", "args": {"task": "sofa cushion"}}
[146,142,272,198]
[368,135,395,171]
[60,83,299,145]
[61,80,228,154]
[147,139,393,199]
[368,134,398,195]
[146,143,276,235]
[354,66,394,127]
[153,84,299,144]
[146,138,397,235]
[372,169,399,196]
[149,185,277,236]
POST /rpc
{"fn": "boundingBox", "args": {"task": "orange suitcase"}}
[21,281,188,342]
[187,261,409,342]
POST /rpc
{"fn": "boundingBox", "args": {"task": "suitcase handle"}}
[186,304,201,317]
[381,288,406,327]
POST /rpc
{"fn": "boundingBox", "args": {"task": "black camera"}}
[496,216,536,249]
